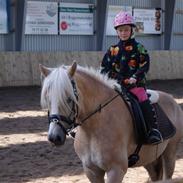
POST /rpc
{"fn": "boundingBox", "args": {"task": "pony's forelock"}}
[41,66,78,114]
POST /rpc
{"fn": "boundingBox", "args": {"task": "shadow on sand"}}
[0,138,83,183]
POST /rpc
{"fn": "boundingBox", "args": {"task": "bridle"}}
[48,78,120,136]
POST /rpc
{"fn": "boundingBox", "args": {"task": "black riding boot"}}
[140,100,163,145]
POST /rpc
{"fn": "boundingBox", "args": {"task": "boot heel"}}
[148,129,163,145]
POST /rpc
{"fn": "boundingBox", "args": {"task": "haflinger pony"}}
[40,62,183,183]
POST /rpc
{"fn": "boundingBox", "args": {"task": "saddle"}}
[116,87,176,145]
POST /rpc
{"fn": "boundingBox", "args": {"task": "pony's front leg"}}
[83,165,105,183]
[106,165,127,183]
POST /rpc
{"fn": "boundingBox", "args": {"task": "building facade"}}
[0,0,182,51]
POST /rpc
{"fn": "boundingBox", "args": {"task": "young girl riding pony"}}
[100,11,163,145]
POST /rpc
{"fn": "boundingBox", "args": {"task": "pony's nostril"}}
[48,135,65,146]
[56,135,61,142]
[55,135,65,145]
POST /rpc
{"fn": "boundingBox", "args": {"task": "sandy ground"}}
[0,80,183,183]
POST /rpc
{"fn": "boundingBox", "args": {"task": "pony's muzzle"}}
[48,134,66,146]
[48,122,66,146]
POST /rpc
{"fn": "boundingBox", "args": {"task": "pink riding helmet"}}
[114,11,136,29]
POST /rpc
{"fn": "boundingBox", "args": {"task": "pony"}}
[40,62,183,183]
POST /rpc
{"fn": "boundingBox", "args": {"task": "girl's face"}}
[116,25,132,41]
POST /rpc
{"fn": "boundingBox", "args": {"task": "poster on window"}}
[0,0,8,34]
[106,5,132,36]
[59,3,94,35]
[25,1,58,35]
[133,8,162,34]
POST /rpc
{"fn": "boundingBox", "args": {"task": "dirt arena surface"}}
[0,79,183,183]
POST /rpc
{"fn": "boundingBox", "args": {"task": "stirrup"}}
[148,129,163,145]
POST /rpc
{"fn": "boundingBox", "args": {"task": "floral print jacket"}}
[101,38,150,88]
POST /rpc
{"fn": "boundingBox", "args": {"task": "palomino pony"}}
[40,62,183,183]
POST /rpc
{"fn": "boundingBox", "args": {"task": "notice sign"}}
[133,8,162,34]
[0,0,8,34]
[59,3,94,35]
[25,1,58,35]
[106,6,132,36]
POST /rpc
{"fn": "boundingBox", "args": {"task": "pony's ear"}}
[39,64,51,77]
[68,61,77,77]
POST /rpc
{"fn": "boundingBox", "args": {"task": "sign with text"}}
[59,3,94,35]
[133,8,162,34]
[106,5,132,36]
[0,0,8,34]
[25,1,58,35]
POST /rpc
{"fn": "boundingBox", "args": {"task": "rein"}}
[78,92,120,125]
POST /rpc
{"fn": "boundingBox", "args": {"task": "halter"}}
[48,78,120,136]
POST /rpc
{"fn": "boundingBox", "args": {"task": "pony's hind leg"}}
[144,155,163,181]
[162,142,178,179]
[83,165,105,183]
[144,140,179,181]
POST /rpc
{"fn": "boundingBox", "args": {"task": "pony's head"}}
[40,62,78,146]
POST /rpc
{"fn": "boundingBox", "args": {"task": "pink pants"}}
[129,87,148,102]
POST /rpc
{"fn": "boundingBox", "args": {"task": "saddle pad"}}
[153,103,176,140]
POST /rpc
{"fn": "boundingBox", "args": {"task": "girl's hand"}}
[128,77,137,84]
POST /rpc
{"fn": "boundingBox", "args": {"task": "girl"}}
[101,11,163,145]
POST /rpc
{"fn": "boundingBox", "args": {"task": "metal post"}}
[5,0,16,51]
[15,0,26,51]
[96,0,107,51]
[164,0,175,50]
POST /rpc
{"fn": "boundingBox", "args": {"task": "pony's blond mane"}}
[77,65,118,89]
[41,65,118,113]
